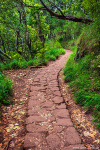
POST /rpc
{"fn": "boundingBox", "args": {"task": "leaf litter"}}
[0,67,100,150]
[58,70,100,150]
[0,68,40,149]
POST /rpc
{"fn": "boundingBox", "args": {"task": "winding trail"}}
[24,50,85,150]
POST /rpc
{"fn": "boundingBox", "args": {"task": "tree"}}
[40,0,93,23]
[0,0,50,61]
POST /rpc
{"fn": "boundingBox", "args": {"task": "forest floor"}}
[0,50,100,150]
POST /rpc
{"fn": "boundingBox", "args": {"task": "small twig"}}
[4,138,13,150]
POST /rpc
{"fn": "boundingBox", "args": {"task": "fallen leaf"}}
[83,131,90,137]
[19,102,24,105]
[20,111,25,114]
[14,115,18,118]
[13,126,19,129]
[94,139,100,144]
[7,128,11,132]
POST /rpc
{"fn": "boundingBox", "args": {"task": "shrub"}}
[11,59,21,69]
[0,73,13,106]
[63,47,100,129]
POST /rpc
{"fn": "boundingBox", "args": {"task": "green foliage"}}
[0,0,100,131]
[0,46,65,106]
[77,24,100,57]
[11,60,21,69]
[0,48,65,71]
[63,46,100,129]
[81,0,100,19]
[45,40,62,50]
[45,48,65,62]
[0,73,13,106]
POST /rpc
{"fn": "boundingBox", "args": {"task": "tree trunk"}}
[0,35,6,53]
[20,0,27,53]
[15,30,27,59]
[36,12,45,47]
[64,32,67,41]
[17,8,22,24]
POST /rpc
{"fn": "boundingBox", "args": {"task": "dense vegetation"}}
[0,46,65,106]
[63,46,100,128]
[63,0,100,128]
[0,0,100,128]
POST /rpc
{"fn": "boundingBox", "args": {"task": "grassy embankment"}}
[63,41,100,129]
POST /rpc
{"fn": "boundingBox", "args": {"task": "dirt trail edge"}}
[24,50,85,150]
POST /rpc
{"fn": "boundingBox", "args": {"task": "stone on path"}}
[53,109,69,118]
[56,103,66,109]
[53,96,64,104]
[57,118,73,126]
[46,134,60,150]
[26,124,48,134]
[24,133,43,148]
[64,127,81,146]
[24,50,84,149]
[41,101,54,108]
[26,116,46,124]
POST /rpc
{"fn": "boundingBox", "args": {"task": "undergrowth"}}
[0,48,65,71]
[0,48,65,106]
[0,73,13,106]
[63,46,100,129]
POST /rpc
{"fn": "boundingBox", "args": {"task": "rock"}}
[26,124,48,134]
[56,103,66,109]
[46,134,60,150]
[53,91,61,97]
[64,127,81,146]
[53,109,69,118]
[24,133,42,148]
[53,126,63,133]
[57,118,73,126]
[53,96,63,104]
[26,116,46,124]
[41,101,54,108]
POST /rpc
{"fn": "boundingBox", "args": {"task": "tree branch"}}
[47,0,64,16]
[40,0,93,24]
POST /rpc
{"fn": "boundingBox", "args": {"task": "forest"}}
[0,0,100,140]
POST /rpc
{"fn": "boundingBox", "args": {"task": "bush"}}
[11,59,21,69]
[0,73,13,106]
[45,48,65,61]
[63,47,100,129]
[45,39,62,50]
[27,60,35,66]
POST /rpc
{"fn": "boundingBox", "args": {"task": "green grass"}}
[45,48,65,62]
[63,46,100,129]
[0,73,13,106]
[0,48,65,71]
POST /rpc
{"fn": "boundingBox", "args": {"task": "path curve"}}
[24,50,85,150]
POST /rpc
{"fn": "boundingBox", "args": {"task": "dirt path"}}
[24,50,85,150]
[1,50,99,149]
